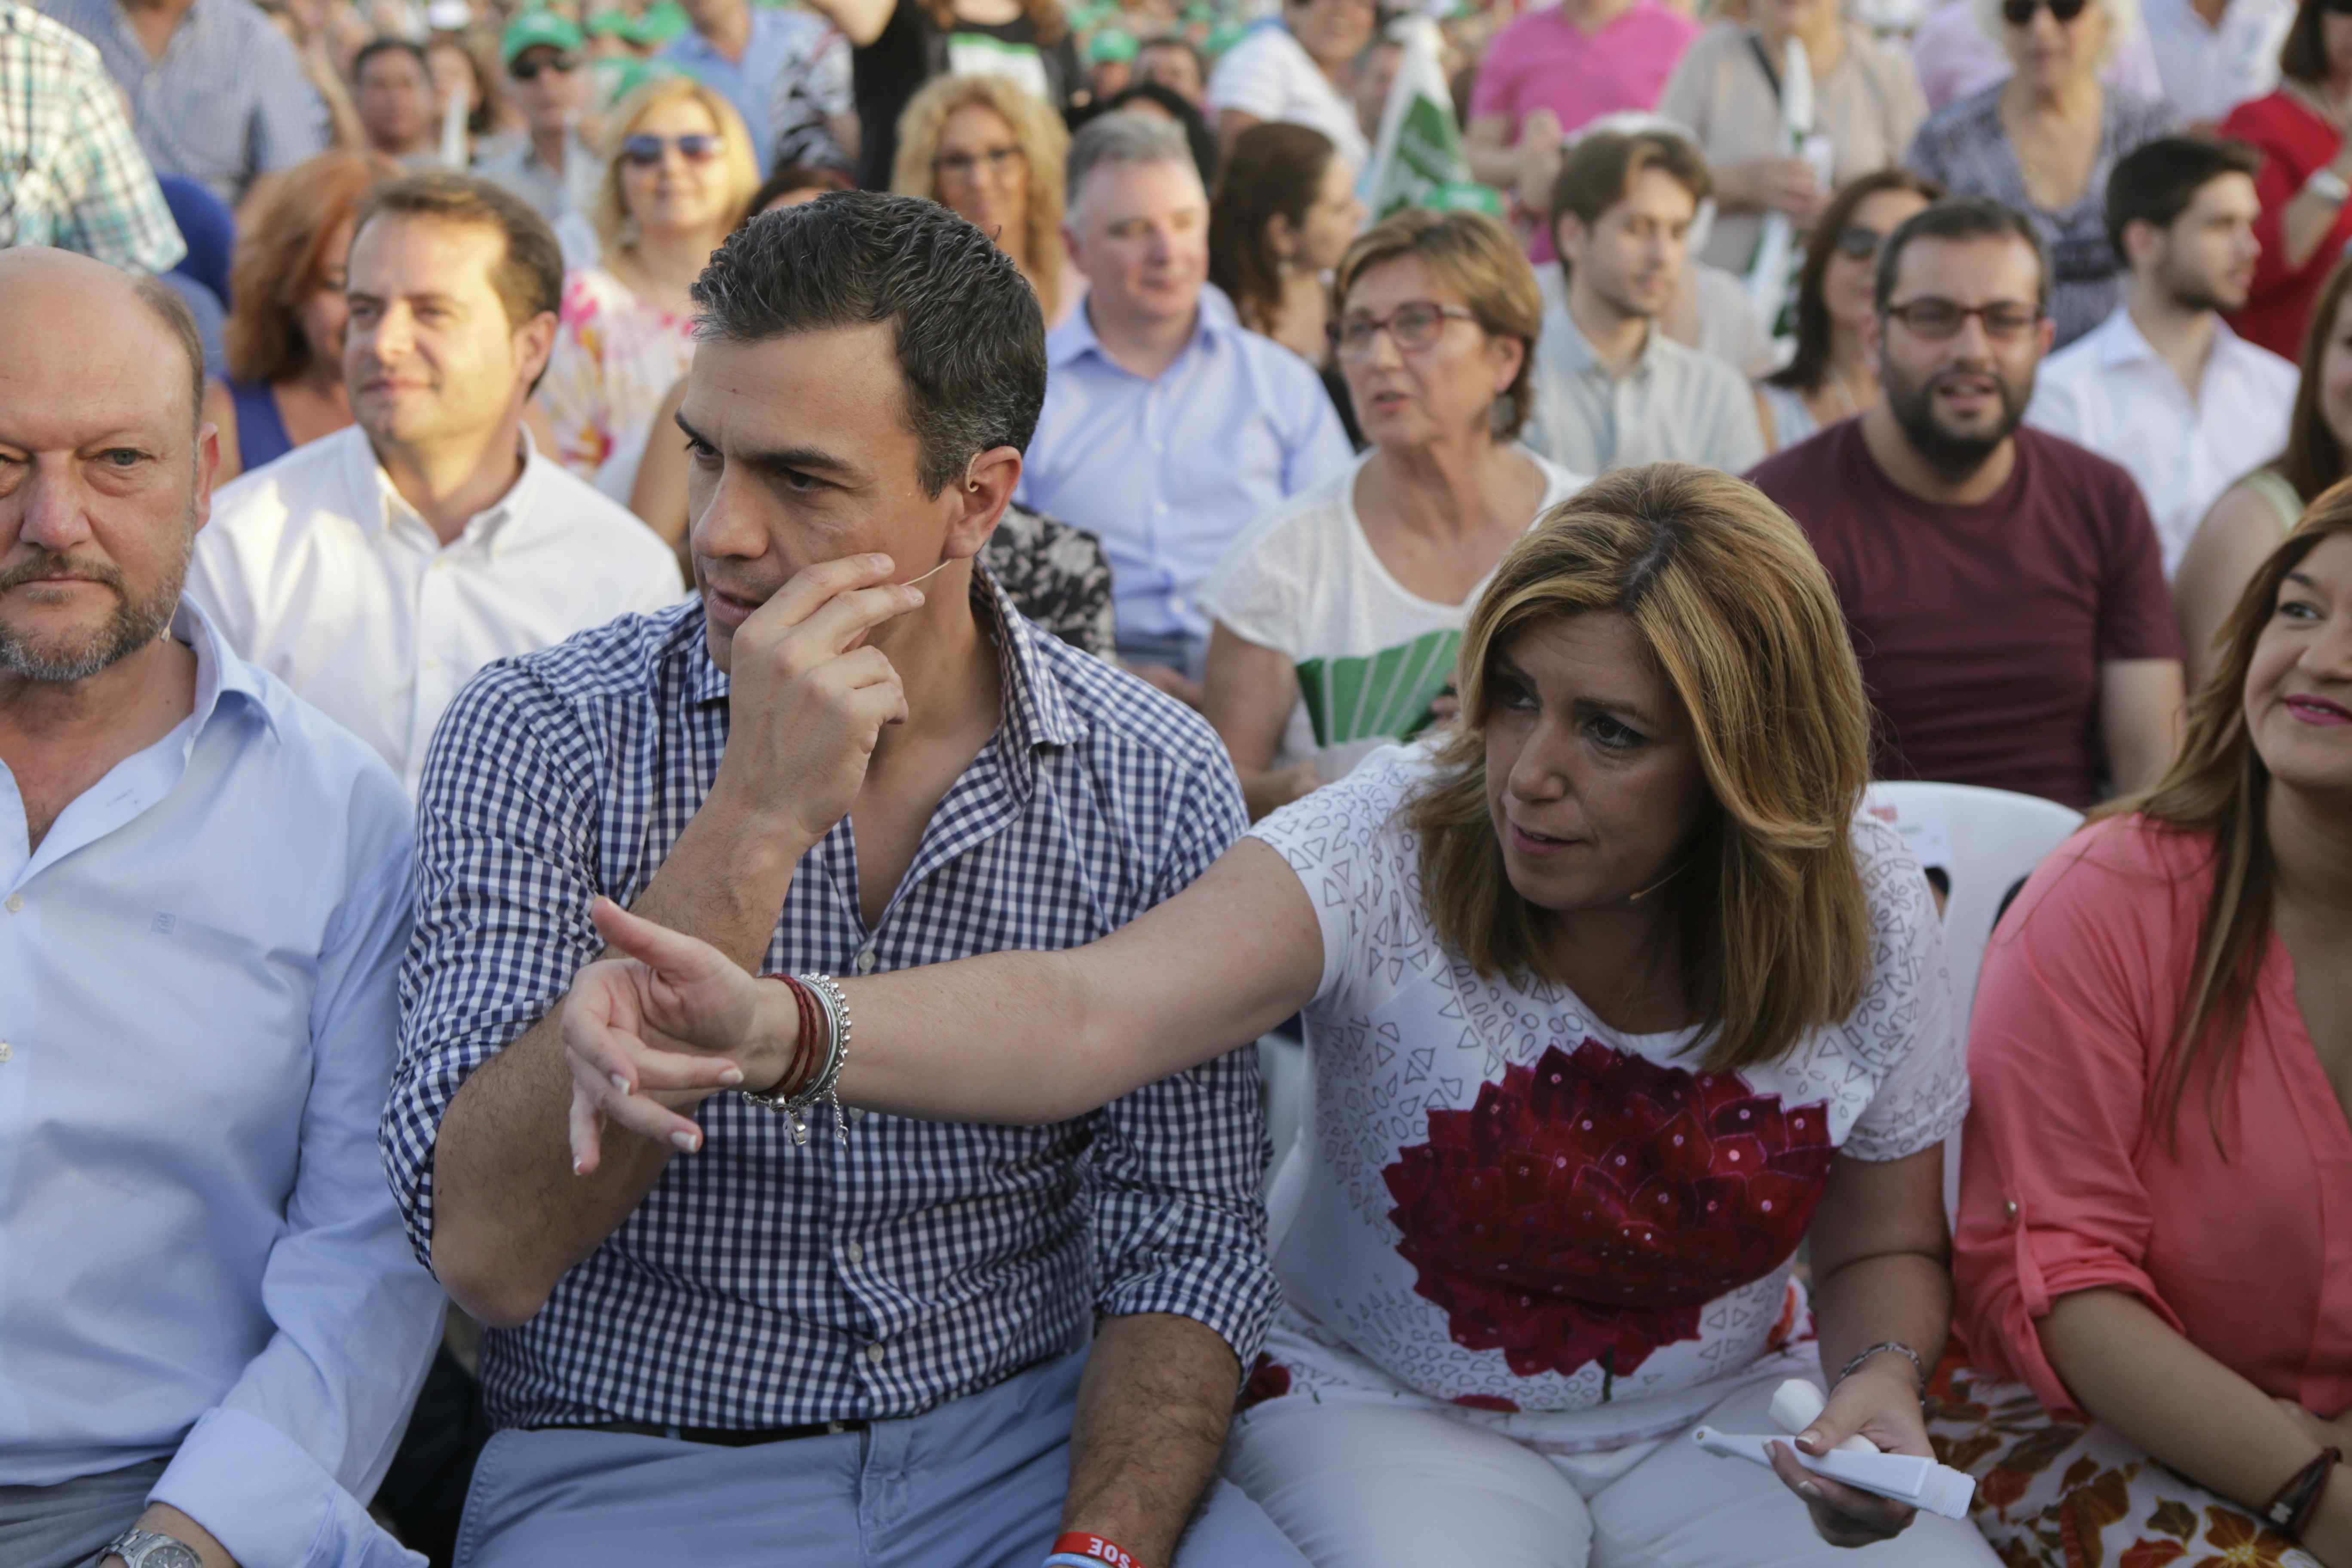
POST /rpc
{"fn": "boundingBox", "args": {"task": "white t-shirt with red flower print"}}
[1240,743,1966,1448]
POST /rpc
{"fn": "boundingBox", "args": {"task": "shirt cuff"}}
[151,1407,425,1568]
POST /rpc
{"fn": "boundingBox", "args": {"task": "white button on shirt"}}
[2026,306,2299,577]
[0,603,443,1568]
[185,425,686,795]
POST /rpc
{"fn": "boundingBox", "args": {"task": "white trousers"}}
[1224,1371,2004,1568]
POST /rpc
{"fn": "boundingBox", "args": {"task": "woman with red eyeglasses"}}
[535,74,759,500]
[1906,0,2176,347]
[2220,0,2352,358]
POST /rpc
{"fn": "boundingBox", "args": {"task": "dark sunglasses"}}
[509,52,579,80]
[620,132,724,166]
[1833,224,1889,260]
[2000,0,2089,24]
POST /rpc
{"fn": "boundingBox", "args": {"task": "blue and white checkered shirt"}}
[382,577,1279,1430]
[0,0,184,271]
[38,0,326,204]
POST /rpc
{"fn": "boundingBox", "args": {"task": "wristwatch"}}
[101,1528,204,1568]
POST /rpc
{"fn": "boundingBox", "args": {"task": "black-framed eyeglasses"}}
[510,52,579,80]
[621,132,724,166]
[1833,224,1890,260]
[2000,0,2089,24]
[1331,300,1477,358]
[1883,297,2044,340]
[935,145,1025,181]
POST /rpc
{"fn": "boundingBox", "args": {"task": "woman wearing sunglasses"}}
[2218,0,2352,358]
[1199,209,1581,821]
[536,74,759,501]
[1906,0,2175,347]
[1757,169,1943,451]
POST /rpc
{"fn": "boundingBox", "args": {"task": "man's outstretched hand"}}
[562,898,796,1174]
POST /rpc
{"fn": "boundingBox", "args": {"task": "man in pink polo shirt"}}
[1465,0,1700,258]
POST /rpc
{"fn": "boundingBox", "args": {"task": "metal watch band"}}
[103,1528,205,1568]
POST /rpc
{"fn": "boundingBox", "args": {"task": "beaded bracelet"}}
[741,973,852,1147]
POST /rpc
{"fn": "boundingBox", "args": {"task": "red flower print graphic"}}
[1383,1040,1835,1385]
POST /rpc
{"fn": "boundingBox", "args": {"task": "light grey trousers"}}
[0,1457,168,1568]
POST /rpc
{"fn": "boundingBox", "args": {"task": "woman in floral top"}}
[536,75,759,501]
[560,465,2001,1568]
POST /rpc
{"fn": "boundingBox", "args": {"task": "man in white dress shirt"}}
[188,172,683,795]
[0,251,443,1567]
[2027,137,2297,577]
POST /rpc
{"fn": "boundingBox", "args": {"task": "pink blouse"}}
[1954,815,2352,1422]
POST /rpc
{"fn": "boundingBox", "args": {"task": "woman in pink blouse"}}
[1933,493,2352,1567]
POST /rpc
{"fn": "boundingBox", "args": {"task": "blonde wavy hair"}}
[891,74,1069,322]
[593,75,760,258]
[1407,464,1876,1074]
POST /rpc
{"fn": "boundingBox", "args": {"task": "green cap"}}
[637,0,692,42]
[1204,19,1247,54]
[1087,27,1138,63]
[502,9,585,64]
[584,9,632,35]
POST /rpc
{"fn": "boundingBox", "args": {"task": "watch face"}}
[142,1545,203,1568]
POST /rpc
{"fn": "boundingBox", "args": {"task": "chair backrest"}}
[1860,781,2084,1024]
[1862,781,2084,1223]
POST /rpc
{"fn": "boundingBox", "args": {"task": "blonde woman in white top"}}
[1202,208,1586,820]
[536,76,759,500]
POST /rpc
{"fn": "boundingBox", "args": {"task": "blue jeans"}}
[455,1349,1307,1568]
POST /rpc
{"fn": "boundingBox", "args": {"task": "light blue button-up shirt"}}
[0,602,442,1567]
[1017,285,1352,647]
[661,5,830,174]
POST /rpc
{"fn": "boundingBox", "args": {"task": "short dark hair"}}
[352,171,564,331]
[134,275,205,434]
[353,36,430,83]
[690,192,1047,496]
[1874,196,2052,312]
[1548,129,1712,240]
[2104,135,2263,258]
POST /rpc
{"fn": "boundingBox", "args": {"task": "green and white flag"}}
[1363,16,1502,221]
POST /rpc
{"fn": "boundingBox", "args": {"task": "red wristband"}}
[760,974,821,1098]
[1050,1533,1147,1568]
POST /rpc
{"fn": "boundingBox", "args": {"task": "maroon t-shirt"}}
[1747,419,2180,808]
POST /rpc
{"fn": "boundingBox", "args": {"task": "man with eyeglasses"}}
[2026,137,2295,577]
[476,12,600,248]
[1748,196,2184,810]
[1017,112,1349,707]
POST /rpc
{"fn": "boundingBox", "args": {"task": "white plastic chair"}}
[1859,781,2083,1219]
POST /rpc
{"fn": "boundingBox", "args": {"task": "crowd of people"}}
[4,0,2352,1561]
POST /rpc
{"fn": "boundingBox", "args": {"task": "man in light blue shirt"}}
[1018,112,1351,702]
[38,0,328,205]
[0,248,442,1568]
[662,0,851,175]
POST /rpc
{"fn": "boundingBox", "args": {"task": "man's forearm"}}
[429,793,811,1326]
[1060,1313,1242,1568]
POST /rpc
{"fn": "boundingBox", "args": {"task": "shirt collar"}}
[172,595,281,744]
[685,567,1084,786]
[1555,304,1659,379]
[1046,285,1236,372]
[350,423,544,558]
[2094,306,2161,368]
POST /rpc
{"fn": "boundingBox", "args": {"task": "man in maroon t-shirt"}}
[1748,198,2184,809]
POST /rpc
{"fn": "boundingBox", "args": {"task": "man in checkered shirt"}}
[381,193,1303,1568]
